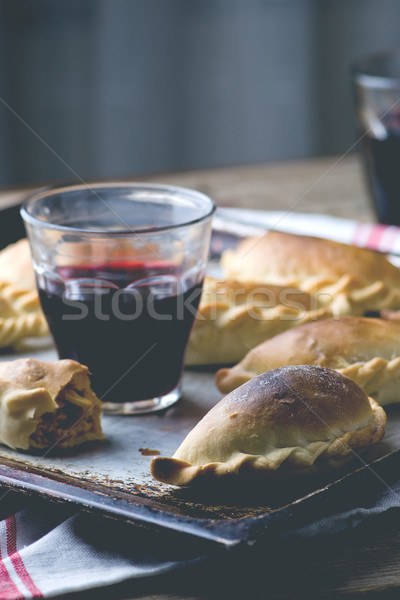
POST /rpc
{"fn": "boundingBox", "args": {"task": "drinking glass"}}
[21,182,215,414]
[351,50,400,225]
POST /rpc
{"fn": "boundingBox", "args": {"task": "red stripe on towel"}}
[366,223,387,249]
[351,222,369,247]
[0,522,24,600]
[6,515,43,598]
[0,561,23,600]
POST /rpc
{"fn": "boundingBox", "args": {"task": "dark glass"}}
[361,134,400,226]
[350,51,400,225]
[38,262,202,401]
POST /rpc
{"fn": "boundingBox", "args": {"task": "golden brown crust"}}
[196,277,314,308]
[0,240,49,347]
[222,231,400,287]
[221,231,400,313]
[0,310,49,348]
[151,366,386,486]
[0,358,89,400]
[185,276,333,365]
[189,232,400,366]
[0,239,36,291]
[215,317,400,406]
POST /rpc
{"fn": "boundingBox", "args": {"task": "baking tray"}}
[0,203,400,549]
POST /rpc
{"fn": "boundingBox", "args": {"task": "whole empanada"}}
[151,365,386,485]
[216,317,400,406]
[221,231,400,315]
[185,276,333,365]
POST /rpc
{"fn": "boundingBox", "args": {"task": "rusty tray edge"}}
[1,448,400,548]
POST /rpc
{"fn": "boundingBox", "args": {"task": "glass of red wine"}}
[351,50,400,226]
[21,182,215,414]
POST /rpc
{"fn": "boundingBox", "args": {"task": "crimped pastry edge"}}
[150,397,386,486]
[0,279,49,348]
[186,271,400,367]
[186,276,335,366]
[217,356,400,405]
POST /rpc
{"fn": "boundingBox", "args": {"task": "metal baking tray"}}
[0,203,399,549]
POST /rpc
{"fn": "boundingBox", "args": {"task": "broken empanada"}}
[151,365,386,485]
[216,317,400,406]
[0,358,103,450]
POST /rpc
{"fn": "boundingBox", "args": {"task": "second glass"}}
[351,50,400,225]
[21,182,215,414]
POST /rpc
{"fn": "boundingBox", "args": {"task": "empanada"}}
[0,281,49,348]
[216,317,400,406]
[151,365,386,485]
[0,239,36,291]
[0,239,49,347]
[221,231,400,315]
[185,276,333,365]
[0,358,103,450]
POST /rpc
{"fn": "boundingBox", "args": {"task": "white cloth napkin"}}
[1,208,400,599]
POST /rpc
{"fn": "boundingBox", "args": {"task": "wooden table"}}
[1,154,399,600]
[0,153,373,221]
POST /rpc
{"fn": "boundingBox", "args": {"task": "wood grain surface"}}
[0,154,374,221]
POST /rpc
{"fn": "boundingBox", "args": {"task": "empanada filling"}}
[29,385,100,449]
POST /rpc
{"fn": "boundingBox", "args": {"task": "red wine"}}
[362,134,400,225]
[38,262,202,401]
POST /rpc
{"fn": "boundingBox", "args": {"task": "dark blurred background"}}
[0,0,400,186]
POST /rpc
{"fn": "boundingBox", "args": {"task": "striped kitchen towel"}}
[213,208,400,255]
[0,505,211,599]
